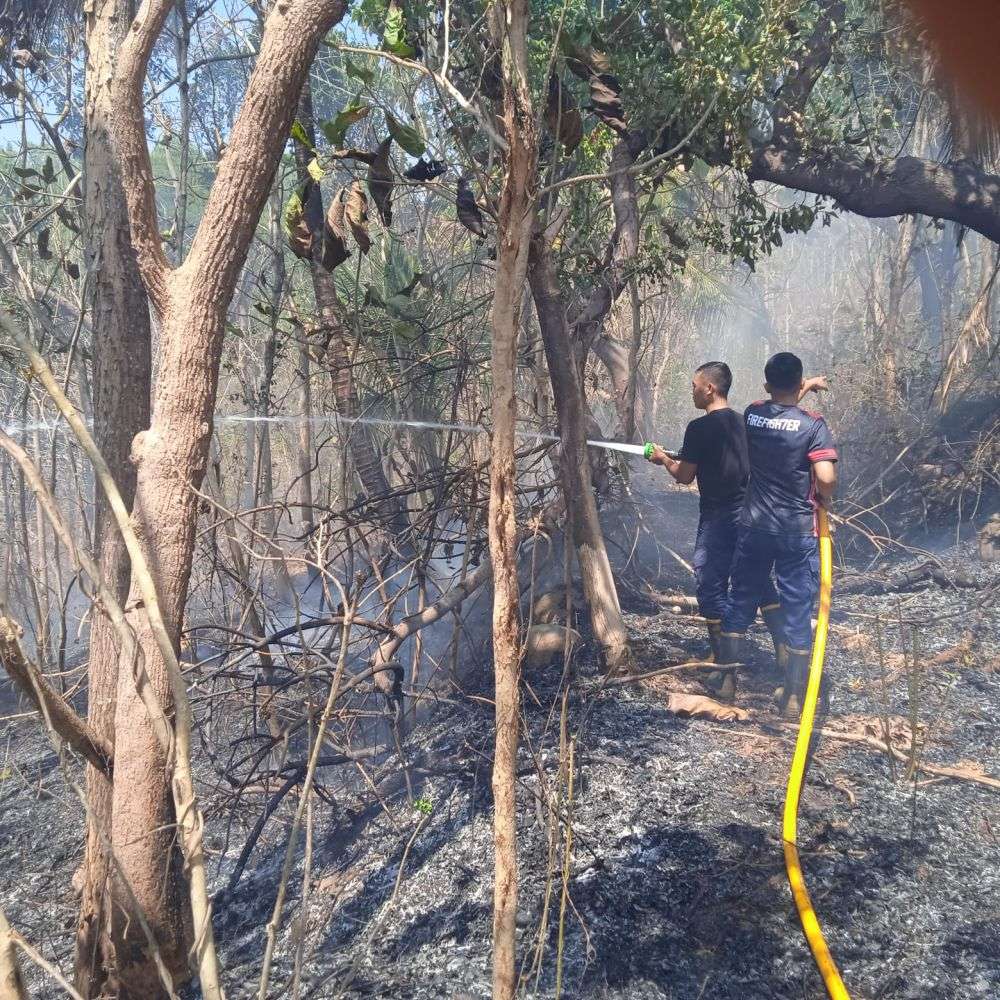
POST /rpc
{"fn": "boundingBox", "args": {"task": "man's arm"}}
[811,459,837,506]
[648,445,696,485]
[798,375,829,402]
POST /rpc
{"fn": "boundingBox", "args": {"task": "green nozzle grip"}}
[643,442,656,460]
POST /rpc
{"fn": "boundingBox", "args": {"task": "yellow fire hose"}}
[782,505,851,1000]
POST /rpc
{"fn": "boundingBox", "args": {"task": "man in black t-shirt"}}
[719,352,838,717]
[647,362,786,693]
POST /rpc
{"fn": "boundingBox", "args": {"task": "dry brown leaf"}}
[839,631,872,652]
[315,874,343,896]
[562,38,612,80]
[589,72,627,133]
[345,180,371,253]
[321,187,351,272]
[545,74,584,153]
[286,179,326,261]
[665,692,750,723]
[456,176,486,237]
[367,137,394,226]
[834,713,924,747]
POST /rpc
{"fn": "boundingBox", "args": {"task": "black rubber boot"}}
[761,604,789,672]
[774,649,811,719]
[705,620,722,663]
[705,632,740,703]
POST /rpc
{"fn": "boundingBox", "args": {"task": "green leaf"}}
[384,239,418,298]
[283,186,305,241]
[691,157,710,180]
[290,120,313,149]
[345,56,375,86]
[308,157,326,182]
[385,295,422,321]
[13,167,40,180]
[41,156,55,184]
[390,318,421,341]
[383,1,415,58]
[386,111,425,157]
[321,99,370,147]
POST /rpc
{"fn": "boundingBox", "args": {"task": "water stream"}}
[1,412,675,455]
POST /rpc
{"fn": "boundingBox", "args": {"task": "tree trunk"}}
[76,1,153,994]
[104,1,349,994]
[529,240,633,672]
[292,84,408,545]
[296,338,315,532]
[590,333,653,443]
[488,0,535,995]
[879,214,917,406]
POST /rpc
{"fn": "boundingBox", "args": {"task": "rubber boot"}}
[705,632,740,703]
[761,603,789,672]
[705,619,722,663]
[774,649,811,719]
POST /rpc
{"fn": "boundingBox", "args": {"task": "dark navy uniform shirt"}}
[741,400,838,536]
[678,407,748,515]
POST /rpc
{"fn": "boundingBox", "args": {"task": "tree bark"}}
[745,146,1000,249]
[0,910,27,1000]
[572,137,642,351]
[523,137,641,669]
[488,0,536,995]
[590,333,653,442]
[77,1,153,994]
[105,1,349,994]
[528,240,632,672]
[0,615,114,776]
[296,338,315,532]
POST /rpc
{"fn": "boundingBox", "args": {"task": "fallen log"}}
[837,560,981,595]
[769,720,1000,792]
[645,590,701,614]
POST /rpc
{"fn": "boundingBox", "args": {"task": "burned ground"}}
[1,490,998,999]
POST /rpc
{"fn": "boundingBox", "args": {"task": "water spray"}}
[2,412,676,460]
[222,413,679,459]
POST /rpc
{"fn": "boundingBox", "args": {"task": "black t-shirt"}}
[741,400,838,536]
[678,407,749,514]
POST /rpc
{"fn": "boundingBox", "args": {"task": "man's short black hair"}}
[695,361,732,398]
[764,352,803,392]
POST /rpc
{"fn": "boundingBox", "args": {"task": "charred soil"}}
[1,495,998,999]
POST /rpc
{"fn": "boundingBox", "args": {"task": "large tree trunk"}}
[488,0,535,994]
[75,1,153,994]
[105,1,349,994]
[529,241,632,673]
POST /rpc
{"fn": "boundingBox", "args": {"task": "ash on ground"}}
[2,512,998,999]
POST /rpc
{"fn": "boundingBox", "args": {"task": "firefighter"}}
[716,352,838,715]
[647,362,827,699]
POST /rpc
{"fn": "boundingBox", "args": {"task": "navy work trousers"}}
[693,507,779,622]
[722,526,819,652]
